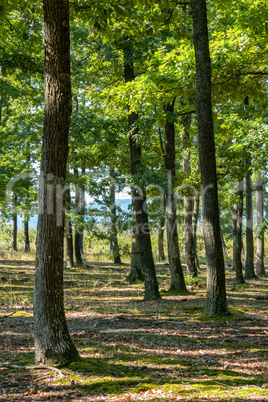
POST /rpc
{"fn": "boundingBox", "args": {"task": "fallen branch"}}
[0,311,17,320]
[0,364,65,378]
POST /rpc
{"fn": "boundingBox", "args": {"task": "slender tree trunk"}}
[220,220,229,257]
[256,171,266,277]
[24,214,30,252]
[74,168,83,267]
[163,101,187,291]
[109,168,121,264]
[234,180,245,283]
[232,204,237,271]
[34,0,79,364]
[158,195,166,262]
[182,114,197,277]
[245,159,257,279]
[11,194,17,251]
[66,185,74,268]
[192,193,200,271]
[192,0,230,314]
[127,226,144,283]
[123,42,160,300]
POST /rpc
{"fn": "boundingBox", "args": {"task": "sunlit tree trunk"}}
[192,0,230,314]
[11,194,17,251]
[163,100,187,291]
[24,214,30,252]
[74,168,83,267]
[109,167,121,264]
[192,194,200,271]
[256,171,266,277]
[34,0,79,364]
[66,185,74,268]
[245,159,256,279]
[158,195,166,262]
[233,180,245,283]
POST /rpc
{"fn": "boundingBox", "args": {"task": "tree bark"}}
[109,168,121,264]
[127,226,144,283]
[24,214,30,252]
[123,41,160,300]
[245,159,257,279]
[192,0,230,314]
[233,180,245,283]
[182,114,197,277]
[163,100,187,291]
[158,195,166,262]
[255,171,266,277]
[74,168,83,267]
[11,194,17,251]
[192,193,200,271]
[34,0,79,364]
[66,185,74,269]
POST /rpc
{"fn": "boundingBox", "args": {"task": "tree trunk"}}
[233,180,245,283]
[109,167,121,264]
[80,167,86,255]
[192,193,200,271]
[220,220,229,257]
[123,42,160,300]
[232,204,237,271]
[182,114,197,277]
[158,195,166,262]
[192,0,230,314]
[245,159,257,279]
[163,101,187,291]
[11,194,17,251]
[66,185,74,269]
[24,214,30,252]
[256,171,266,277]
[34,0,79,364]
[127,226,144,283]
[74,168,83,267]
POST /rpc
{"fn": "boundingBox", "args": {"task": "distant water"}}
[16,198,132,229]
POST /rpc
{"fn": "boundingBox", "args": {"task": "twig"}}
[0,364,65,378]
[0,311,17,320]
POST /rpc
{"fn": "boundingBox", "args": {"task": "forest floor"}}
[0,253,268,401]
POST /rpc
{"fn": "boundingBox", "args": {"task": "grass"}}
[0,243,267,401]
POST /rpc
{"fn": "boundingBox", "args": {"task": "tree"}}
[123,39,160,300]
[232,180,245,284]
[34,0,79,364]
[255,170,266,277]
[245,159,257,279]
[191,0,230,315]
[163,100,187,291]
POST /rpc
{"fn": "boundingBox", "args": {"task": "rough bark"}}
[245,159,257,279]
[24,214,30,252]
[182,114,197,277]
[123,42,160,300]
[163,101,187,291]
[192,0,230,314]
[192,193,200,271]
[109,168,121,264]
[255,171,266,277]
[127,226,144,283]
[233,180,245,283]
[74,168,83,267]
[34,0,79,364]
[158,195,166,262]
[11,194,17,251]
[66,185,74,269]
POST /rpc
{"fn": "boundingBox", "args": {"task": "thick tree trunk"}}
[123,43,160,300]
[66,185,74,268]
[192,194,200,271]
[163,101,187,291]
[158,195,166,262]
[34,0,79,364]
[255,171,266,277]
[127,226,144,283]
[11,194,17,251]
[74,168,83,267]
[245,159,257,279]
[233,180,245,283]
[24,214,30,252]
[109,168,121,264]
[182,115,197,277]
[192,0,230,314]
